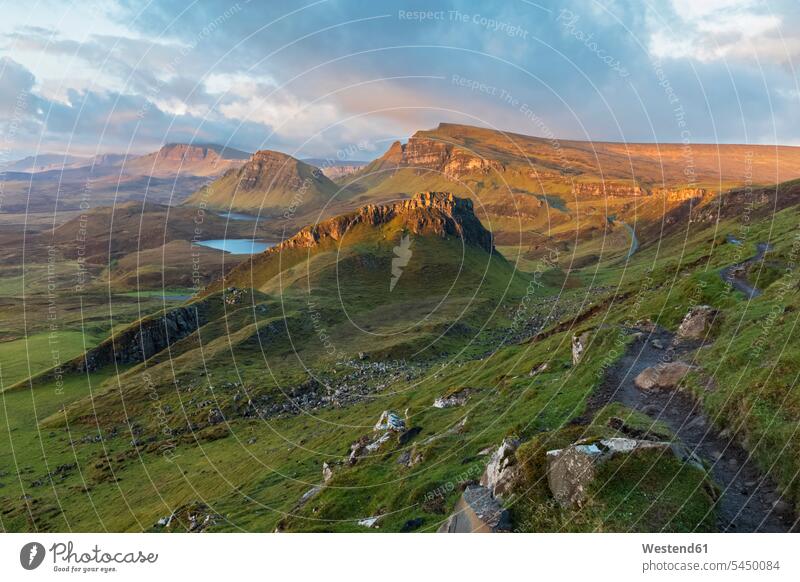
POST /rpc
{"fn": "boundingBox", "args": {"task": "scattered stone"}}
[438,485,511,533]
[297,486,322,508]
[159,502,221,532]
[207,408,225,425]
[433,388,471,408]
[477,446,495,456]
[357,515,382,528]
[529,362,549,376]
[322,462,334,483]
[365,432,392,453]
[634,362,694,391]
[480,438,521,500]
[571,331,592,365]
[676,305,718,340]
[651,338,665,349]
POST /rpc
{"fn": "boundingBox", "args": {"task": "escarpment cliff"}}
[367,134,505,179]
[76,304,209,372]
[275,191,493,253]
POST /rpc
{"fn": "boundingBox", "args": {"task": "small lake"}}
[195,239,275,254]
[215,211,260,221]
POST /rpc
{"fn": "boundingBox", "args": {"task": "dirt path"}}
[720,242,772,298]
[585,326,796,532]
[619,221,639,258]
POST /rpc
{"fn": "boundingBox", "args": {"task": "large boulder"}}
[572,331,591,365]
[374,410,406,432]
[676,305,718,340]
[547,438,670,507]
[438,485,511,533]
[480,438,521,499]
[634,362,694,391]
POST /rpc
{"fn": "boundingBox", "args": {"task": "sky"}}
[1,0,799,160]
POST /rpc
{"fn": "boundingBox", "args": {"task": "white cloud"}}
[649,0,799,65]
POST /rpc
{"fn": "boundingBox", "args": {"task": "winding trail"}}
[720,242,772,298]
[585,326,796,532]
[619,221,639,259]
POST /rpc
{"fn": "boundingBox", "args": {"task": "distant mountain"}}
[302,158,368,179]
[1,153,89,172]
[0,143,252,212]
[185,149,342,215]
[122,143,251,177]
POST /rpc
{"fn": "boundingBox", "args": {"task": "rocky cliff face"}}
[276,191,494,253]
[77,305,207,372]
[652,187,709,201]
[571,182,646,197]
[375,135,505,179]
[156,144,224,163]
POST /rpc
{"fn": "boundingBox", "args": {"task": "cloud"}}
[648,0,800,65]
[2,0,799,159]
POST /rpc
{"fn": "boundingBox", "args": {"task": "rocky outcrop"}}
[634,362,695,391]
[438,485,511,533]
[676,305,718,340]
[546,438,672,507]
[275,192,494,254]
[572,182,646,198]
[652,187,709,202]
[480,438,521,499]
[77,304,207,372]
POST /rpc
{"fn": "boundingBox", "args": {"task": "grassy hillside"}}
[2,183,799,532]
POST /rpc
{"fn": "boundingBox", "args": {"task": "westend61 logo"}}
[19,541,158,573]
